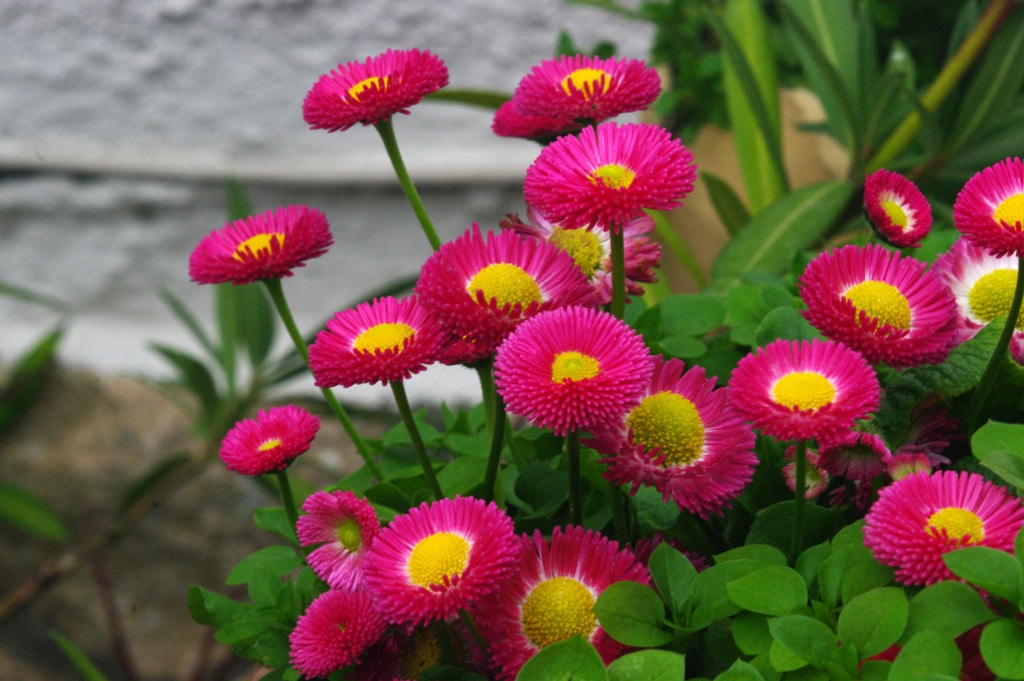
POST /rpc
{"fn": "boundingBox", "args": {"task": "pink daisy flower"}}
[218,405,320,476]
[493,305,654,435]
[729,338,881,443]
[188,205,332,285]
[892,397,959,467]
[932,237,1024,364]
[523,122,697,229]
[289,589,387,678]
[511,53,662,125]
[348,622,485,681]
[817,430,892,482]
[589,357,757,519]
[297,490,381,591]
[863,470,1024,586]
[308,296,443,388]
[500,204,661,305]
[362,496,519,627]
[302,48,449,132]
[492,100,580,143]
[953,156,1024,257]
[415,225,594,358]
[798,244,958,368]
[478,525,650,680]
[863,169,932,248]
[782,444,829,499]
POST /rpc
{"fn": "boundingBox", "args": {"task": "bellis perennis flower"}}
[863,169,932,248]
[953,156,1024,257]
[297,490,380,591]
[218,405,320,476]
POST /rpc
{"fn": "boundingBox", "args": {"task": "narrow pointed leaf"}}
[703,171,752,235]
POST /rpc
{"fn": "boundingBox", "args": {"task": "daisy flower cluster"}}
[185,44,1024,681]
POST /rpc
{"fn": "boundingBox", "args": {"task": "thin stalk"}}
[648,209,708,290]
[390,380,443,500]
[481,388,507,503]
[567,430,583,526]
[608,484,630,545]
[476,360,496,439]
[432,619,457,666]
[867,0,1013,171]
[610,226,626,320]
[275,470,299,531]
[965,256,1024,434]
[458,609,489,653]
[261,278,384,481]
[374,118,442,251]
[790,440,807,564]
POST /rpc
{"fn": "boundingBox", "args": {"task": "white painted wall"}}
[0,1,654,405]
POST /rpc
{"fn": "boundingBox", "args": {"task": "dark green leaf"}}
[746,500,844,556]
[979,619,1024,679]
[904,580,999,641]
[0,480,67,542]
[437,456,488,497]
[733,611,772,655]
[606,649,685,681]
[703,171,752,235]
[0,328,62,433]
[594,581,673,647]
[837,587,907,659]
[889,631,962,681]
[972,420,1024,488]
[648,542,697,616]
[943,546,1023,603]
[516,635,608,681]
[768,615,838,667]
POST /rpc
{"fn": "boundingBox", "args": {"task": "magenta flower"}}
[303,48,449,132]
[817,430,892,482]
[218,405,320,476]
[289,589,386,677]
[297,490,380,591]
[188,205,332,285]
[953,156,1024,257]
[863,169,932,248]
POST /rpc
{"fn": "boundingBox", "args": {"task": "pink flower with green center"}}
[589,356,757,519]
[188,205,333,285]
[728,338,880,443]
[308,295,443,388]
[218,405,320,476]
[493,305,654,435]
[289,589,386,677]
[297,490,380,591]
[798,244,958,368]
[953,156,1024,257]
[864,470,1024,586]
[524,122,697,229]
[863,169,932,248]
[302,48,449,132]
[415,225,594,358]
[362,496,519,626]
[477,526,649,681]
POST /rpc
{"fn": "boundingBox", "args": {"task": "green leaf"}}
[715,660,766,681]
[50,630,113,681]
[658,293,727,337]
[148,343,221,429]
[710,0,787,214]
[226,545,304,586]
[516,635,608,681]
[236,283,276,369]
[703,171,752,235]
[648,542,698,616]
[727,565,808,616]
[972,420,1024,488]
[117,453,191,513]
[710,181,854,292]
[188,584,250,627]
[754,307,819,346]
[594,581,673,647]
[979,619,1024,679]
[715,544,788,566]
[607,649,685,681]
[425,88,510,110]
[943,546,1023,603]
[746,501,844,556]
[837,587,907,659]
[904,580,999,641]
[253,506,298,544]
[733,611,773,655]
[0,328,62,433]
[889,631,962,681]
[0,479,67,542]
[659,336,708,359]
[768,615,838,667]
[437,456,488,496]
[633,485,680,533]
[693,560,772,621]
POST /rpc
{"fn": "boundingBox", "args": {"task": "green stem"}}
[390,380,443,500]
[648,209,708,290]
[261,279,384,481]
[481,387,507,503]
[432,619,457,666]
[608,484,631,545]
[458,609,489,653]
[610,226,626,320]
[867,0,1013,171]
[790,440,807,564]
[476,360,496,439]
[275,470,299,531]
[374,118,442,251]
[965,256,1024,434]
[567,430,583,526]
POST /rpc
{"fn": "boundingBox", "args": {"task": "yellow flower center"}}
[399,628,443,680]
[406,531,469,589]
[336,517,362,552]
[843,280,912,330]
[927,507,985,543]
[560,67,611,98]
[771,371,836,411]
[969,268,1024,328]
[994,192,1024,227]
[548,227,603,277]
[551,351,601,383]
[591,163,636,190]
[233,233,284,261]
[881,198,909,229]
[521,576,596,649]
[353,322,416,353]
[467,263,543,309]
[627,391,706,466]
[257,438,281,452]
[347,75,388,102]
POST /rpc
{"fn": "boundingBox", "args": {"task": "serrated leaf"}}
[710,181,854,292]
